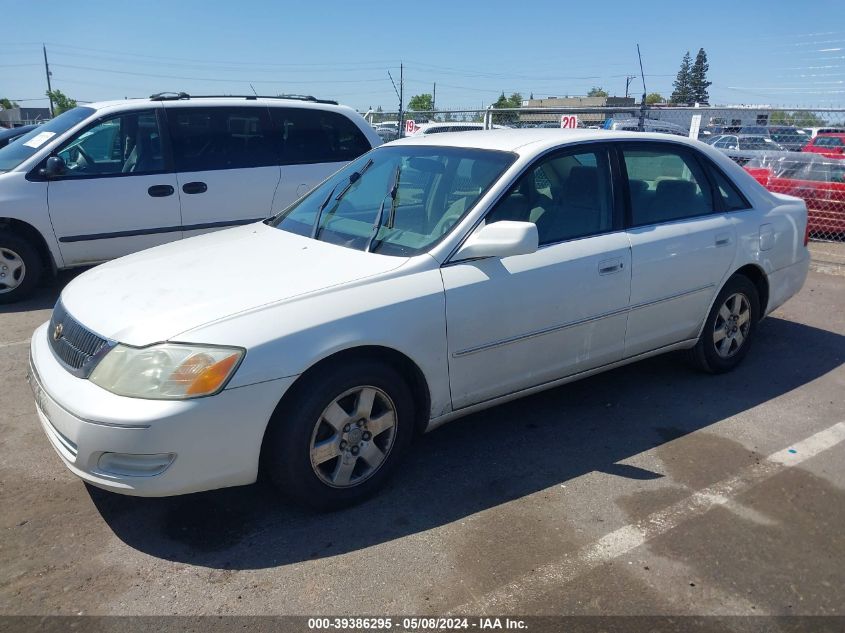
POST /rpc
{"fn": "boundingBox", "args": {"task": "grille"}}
[48,301,110,377]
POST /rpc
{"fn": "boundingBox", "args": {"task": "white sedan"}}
[29,130,810,509]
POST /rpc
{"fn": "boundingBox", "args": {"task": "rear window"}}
[271,107,371,165]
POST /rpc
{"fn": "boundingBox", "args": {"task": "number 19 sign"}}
[560,115,579,129]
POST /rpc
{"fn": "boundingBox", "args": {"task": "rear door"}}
[165,105,281,237]
[269,107,374,213]
[46,107,182,265]
[620,142,738,357]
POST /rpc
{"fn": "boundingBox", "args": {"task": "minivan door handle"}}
[715,233,732,247]
[147,184,175,197]
[182,181,208,194]
[598,257,624,275]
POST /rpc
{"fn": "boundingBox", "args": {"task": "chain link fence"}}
[365,106,845,251]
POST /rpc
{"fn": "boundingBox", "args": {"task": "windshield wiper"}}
[365,162,402,253]
[310,158,374,240]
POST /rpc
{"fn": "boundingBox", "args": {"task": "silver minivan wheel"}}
[309,385,398,488]
[0,247,26,294]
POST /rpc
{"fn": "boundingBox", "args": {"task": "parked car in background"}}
[0,94,381,303]
[803,126,845,139]
[744,153,845,236]
[708,134,788,166]
[0,124,38,149]
[801,133,845,159]
[374,125,399,142]
[403,121,489,137]
[29,129,809,509]
[603,117,688,136]
[738,125,808,151]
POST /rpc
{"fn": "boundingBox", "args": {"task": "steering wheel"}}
[73,144,94,167]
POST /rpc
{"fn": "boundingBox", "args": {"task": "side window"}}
[622,145,715,226]
[167,107,277,172]
[706,165,751,211]
[272,108,371,165]
[487,147,614,245]
[57,110,164,177]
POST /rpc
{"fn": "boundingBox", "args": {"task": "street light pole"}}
[43,44,54,117]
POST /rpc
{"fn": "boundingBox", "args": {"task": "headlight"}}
[89,343,244,399]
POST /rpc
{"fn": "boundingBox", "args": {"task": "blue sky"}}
[1,0,843,111]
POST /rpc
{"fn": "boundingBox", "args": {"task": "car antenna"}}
[249,83,258,97]
[637,44,648,133]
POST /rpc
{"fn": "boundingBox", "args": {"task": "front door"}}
[47,108,182,265]
[442,144,631,409]
[165,105,281,238]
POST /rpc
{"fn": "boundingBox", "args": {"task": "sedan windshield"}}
[269,145,515,256]
[0,107,94,172]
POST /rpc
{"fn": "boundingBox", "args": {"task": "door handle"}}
[598,258,624,275]
[147,184,174,197]
[715,233,732,247]
[182,181,208,194]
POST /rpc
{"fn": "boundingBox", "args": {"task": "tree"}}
[769,110,827,127]
[407,93,434,115]
[0,97,19,110]
[46,89,77,114]
[690,48,712,104]
[492,92,523,125]
[645,92,665,105]
[670,51,693,104]
[587,87,608,97]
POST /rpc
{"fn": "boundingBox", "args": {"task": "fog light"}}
[97,452,175,477]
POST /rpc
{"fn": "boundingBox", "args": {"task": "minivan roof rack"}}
[148,92,338,105]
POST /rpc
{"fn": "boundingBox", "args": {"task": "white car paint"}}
[29,129,810,497]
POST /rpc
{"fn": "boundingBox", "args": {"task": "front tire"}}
[0,231,42,304]
[263,360,415,510]
[689,274,760,374]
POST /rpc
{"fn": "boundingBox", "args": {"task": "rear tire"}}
[689,274,760,374]
[262,359,415,511]
[0,231,42,304]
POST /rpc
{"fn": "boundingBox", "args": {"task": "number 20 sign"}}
[560,115,579,129]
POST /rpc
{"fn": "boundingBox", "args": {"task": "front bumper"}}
[28,322,296,496]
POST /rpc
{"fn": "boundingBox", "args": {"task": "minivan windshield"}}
[0,107,94,172]
[269,145,515,256]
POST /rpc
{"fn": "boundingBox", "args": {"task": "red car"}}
[744,154,845,236]
[801,133,845,159]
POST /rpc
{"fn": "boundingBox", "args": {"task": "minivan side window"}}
[621,145,715,226]
[271,108,371,165]
[167,107,277,172]
[56,110,164,177]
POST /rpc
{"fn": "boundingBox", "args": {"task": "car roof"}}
[817,132,845,138]
[83,96,353,113]
[388,128,700,155]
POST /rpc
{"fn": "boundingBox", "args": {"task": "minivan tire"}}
[262,359,415,511]
[689,274,760,374]
[0,231,42,304]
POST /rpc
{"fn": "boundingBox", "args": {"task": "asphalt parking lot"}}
[1,265,843,617]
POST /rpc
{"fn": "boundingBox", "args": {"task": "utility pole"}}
[43,44,54,117]
[625,75,637,99]
[432,82,436,112]
[398,62,404,136]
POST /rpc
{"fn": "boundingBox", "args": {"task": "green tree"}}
[769,110,827,127]
[407,93,434,115]
[645,92,665,105]
[46,89,77,114]
[587,87,608,97]
[0,97,19,110]
[492,92,523,125]
[690,48,712,104]
[670,51,693,104]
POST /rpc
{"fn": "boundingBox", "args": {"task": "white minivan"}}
[0,94,381,303]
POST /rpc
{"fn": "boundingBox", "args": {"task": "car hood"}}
[60,223,408,346]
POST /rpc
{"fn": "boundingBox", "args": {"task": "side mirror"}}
[42,156,67,178]
[452,221,539,261]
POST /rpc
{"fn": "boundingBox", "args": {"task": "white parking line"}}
[451,421,845,613]
[0,339,30,349]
